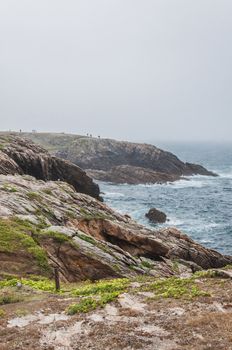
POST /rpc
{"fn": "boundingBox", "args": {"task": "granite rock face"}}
[0,174,230,282]
[0,134,100,199]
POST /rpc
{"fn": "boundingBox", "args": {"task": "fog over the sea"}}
[0,1,231,142]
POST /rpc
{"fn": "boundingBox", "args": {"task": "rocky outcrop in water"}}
[0,134,100,199]
[87,165,180,184]
[52,136,216,177]
[145,208,167,223]
[6,132,217,184]
[0,174,230,282]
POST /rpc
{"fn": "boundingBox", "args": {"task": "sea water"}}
[98,142,232,255]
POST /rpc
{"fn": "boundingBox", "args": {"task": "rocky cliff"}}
[10,132,217,184]
[0,134,100,199]
[0,174,230,282]
[87,165,181,184]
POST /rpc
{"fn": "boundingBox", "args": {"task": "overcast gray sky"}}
[0,1,231,142]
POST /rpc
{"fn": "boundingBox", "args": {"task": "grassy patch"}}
[0,217,49,272]
[0,292,23,305]
[0,277,56,292]
[42,188,53,196]
[2,184,18,193]
[141,260,153,269]
[67,279,129,315]
[79,210,111,222]
[38,230,71,244]
[144,276,210,299]
[194,270,217,278]
[77,232,96,245]
[71,278,129,297]
[222,264,232,271]
[67,291,121,315]
[0,309,5,317]
[65,210,77,219]
[27,192,41,201]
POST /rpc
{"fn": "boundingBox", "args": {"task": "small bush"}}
[0,292,23,305]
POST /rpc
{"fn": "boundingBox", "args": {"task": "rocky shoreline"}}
[0,134,228,282]
[0,134,231,350]
[4,132,217,185]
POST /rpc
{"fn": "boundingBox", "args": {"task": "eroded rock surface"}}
[6,132,217,184]
[87,165,181,184]
[0,134,100,199]
[0,174,230,282]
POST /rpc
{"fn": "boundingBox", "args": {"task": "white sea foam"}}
[218,172,232,179]
[167,217,184,226]
[104,192,125,198]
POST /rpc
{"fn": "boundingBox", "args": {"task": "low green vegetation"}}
[222,264,232,271]
[141,260,153,269]
[38,230,71,244]
[0,277,56,292]
[79,209,111,222]
[2,184,18,193]
[194,270,217,278]
[0,292,23,305]
[65,210,77,219]
[144,276,211,299]
[42,188,53,196]
[27,191,41,201]
[71,278,129,297]
[0,271,215,318]
[67,279,129,315]
[0,217,50,273]
[0,309,5,317]
[77,232,96,245]
[67,291,121,315]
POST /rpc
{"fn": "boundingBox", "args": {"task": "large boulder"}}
[145,208,167,223]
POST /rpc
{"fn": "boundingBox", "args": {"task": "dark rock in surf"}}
[145,208,167,223]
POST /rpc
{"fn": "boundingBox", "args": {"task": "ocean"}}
[98,142,232,255]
